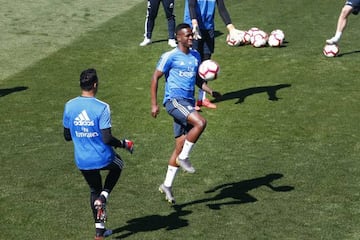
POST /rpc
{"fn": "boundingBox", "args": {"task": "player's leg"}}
[165,99,199,173]
[326,4,353,44]
[81,170,107,239]
[175,111,207,173]
[140,0,161,46]
[159,134,185,204]
[162,0,177,47]
[102,154,123,195]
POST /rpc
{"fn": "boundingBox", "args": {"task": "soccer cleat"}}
[352,7,359,15]
[94,229,112,240]
[326,37,338,45]
[159,184,175,204]
[94,198,107,222]
[139,38,152,46]
[176,157,195,173]
[201,98,217,109]
[103,229,113,237]
[168,39,177,48]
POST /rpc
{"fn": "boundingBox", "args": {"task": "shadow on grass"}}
[174,173,294,211]
[112,209,192,239]
[212,84,291,104]
[111,174,293,238]
[337,50,360,57]
[0,86,28,97]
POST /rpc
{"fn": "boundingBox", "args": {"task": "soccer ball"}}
[247,27,260,38]
[226,30,245,46]
[268,29,285,47]
[198,60,220,81]
[251,30,268,48]
[323,44,339,57]
[242,31,251,44]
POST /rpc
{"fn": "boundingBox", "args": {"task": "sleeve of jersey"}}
[217,0,232,26]
[99,104,112,130]
[62,105,70,128]
[157,51,172,74]
[188,0,198,20]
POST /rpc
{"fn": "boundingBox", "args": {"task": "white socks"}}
[178,140,194,160]
[164,165,179,187]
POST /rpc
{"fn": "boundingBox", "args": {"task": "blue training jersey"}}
[63,96,115,170]
[184,0,217,30]
[156,47,201,105]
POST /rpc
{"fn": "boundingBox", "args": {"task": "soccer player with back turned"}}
[63,69,134,240]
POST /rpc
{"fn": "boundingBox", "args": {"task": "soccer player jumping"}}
[150,23,221,204]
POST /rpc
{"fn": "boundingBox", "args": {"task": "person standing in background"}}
[184,0,241,110]
[140,0,177,47]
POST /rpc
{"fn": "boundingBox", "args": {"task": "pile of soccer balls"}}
[226,27,285,48]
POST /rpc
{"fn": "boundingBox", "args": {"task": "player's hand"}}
[229,28,242,40]
[192,25,202,40]
[122,139,134,154]
[211,91,222,99]
[151,104,160,118]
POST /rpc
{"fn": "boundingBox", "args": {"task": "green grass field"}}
[1,0,360,239]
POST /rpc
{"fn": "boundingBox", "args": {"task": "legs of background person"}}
[162,0,176,47]
[140,0,161,46]
[327,5,353,44]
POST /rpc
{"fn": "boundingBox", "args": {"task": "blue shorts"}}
[192,29,215,58]
[346,0,360,8]
[165,98,196,138]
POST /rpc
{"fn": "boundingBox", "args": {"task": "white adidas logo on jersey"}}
[74,110,94,126]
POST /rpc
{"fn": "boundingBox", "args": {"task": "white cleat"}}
[139,38,152,46]
[326,37,338,45]
[168,39,177,48]
[159,184,175,204]
[176,157,195,173]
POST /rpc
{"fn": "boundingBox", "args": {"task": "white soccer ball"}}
[268,29,285,47]
[242,31,251,44]
[323,44,339,57]
[247,27,260,38]
[226,34,242,47]
[251,30,268,48]
[226,30,245,46]
[198,59,220,81]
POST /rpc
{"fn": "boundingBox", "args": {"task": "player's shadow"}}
[337,50,360,57]
[212,84,291,104]
[111,209,192,239]
[173,173,294,211]
[0,86,28,97]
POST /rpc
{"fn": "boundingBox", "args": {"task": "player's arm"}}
[196,76,222,99]
[216,0,239,36]
[151,69,163,118]
[63,127,72,141]
[188,0,201,39]
[101,128,134,153]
